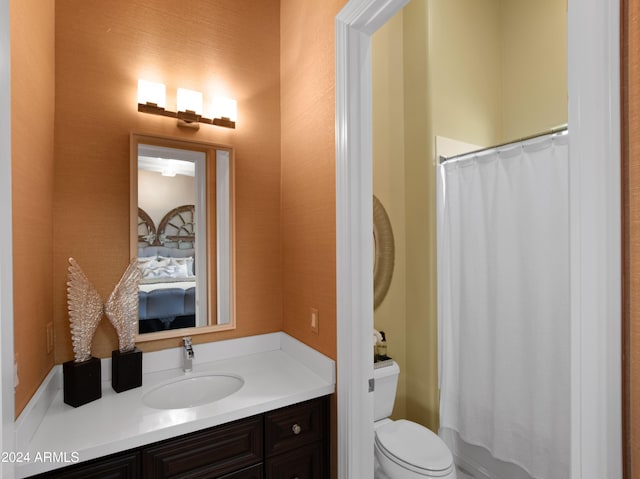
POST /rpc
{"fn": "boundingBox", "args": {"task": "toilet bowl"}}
[374,361,456,479]
[374,419,456,478]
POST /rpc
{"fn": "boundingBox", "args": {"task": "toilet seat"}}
[375,420,454,476]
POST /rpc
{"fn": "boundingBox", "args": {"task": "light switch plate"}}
[311,308,319,335]
[46,322,54,354]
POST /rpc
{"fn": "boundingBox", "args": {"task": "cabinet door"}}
[143,416,262,478]
[34,452,140,479]
[265,442,322,479]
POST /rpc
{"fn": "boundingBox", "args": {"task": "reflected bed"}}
[137,245,196,333]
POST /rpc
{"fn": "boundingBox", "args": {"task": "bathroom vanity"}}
[14,333,335,479]
[28,396,328,478]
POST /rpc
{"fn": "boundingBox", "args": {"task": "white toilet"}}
[374,361,457,479]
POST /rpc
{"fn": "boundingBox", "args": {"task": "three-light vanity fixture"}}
[137,79,237,129]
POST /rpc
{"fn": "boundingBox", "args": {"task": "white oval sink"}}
[143,373,244,409]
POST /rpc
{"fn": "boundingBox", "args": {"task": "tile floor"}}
[457,467,476,479]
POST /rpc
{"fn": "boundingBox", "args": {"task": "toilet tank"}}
[373,360,400,421]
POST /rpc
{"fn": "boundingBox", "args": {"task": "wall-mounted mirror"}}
[130,134,234,341]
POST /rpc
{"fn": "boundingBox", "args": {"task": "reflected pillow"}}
[158,256,194,276]
[138,257,169,278]
[139,259,191,280]
[137,255,157,266]
[137,256,158,276]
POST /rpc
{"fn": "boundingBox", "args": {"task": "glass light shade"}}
[137,80,166,108]
[161,166,176,177]
[212,97,237,121]
[177,88,203,114]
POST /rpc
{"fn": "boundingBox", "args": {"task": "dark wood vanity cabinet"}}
[29,451,141,479]
[264,398,327,478]
[265,443,322,479]
[142,415,263,478]
[31,396,328,479]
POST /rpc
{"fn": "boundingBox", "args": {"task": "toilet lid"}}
[375,420,453,473]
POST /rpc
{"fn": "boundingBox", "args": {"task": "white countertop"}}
[14,333,335,478]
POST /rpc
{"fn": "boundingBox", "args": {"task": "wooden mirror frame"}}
[130,133,236,341]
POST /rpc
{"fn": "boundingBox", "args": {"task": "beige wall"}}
[403,0,441,431]
[371,0,567,433]
[427,0,567,146]
[428,0,503,148]
[501,0,568,141]
[138,171,196,228]
[11,0,56,417]
[372,0,442,432]
[372,11,408,420]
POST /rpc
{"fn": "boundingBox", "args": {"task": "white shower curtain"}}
[437,132,570,479]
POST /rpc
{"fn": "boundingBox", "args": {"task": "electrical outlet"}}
[311,308,319,335]
[46,322,54,354]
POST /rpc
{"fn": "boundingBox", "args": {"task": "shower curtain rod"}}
[439,124,568,164]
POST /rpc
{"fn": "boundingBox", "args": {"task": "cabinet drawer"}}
[142,416,262,478]
[33,451,140,479]
[265,398,324,457]
[265,442,322,479]
[219,463,263,479]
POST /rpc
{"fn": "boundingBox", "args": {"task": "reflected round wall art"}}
[373,196,395,310]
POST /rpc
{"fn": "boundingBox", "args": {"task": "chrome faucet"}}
[183,337,194,372]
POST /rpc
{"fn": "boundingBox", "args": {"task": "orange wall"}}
[624,0,639,475]
[53,0,282,361]
[280,0,345,361]
[10,0,56,416]
[13,0,342,422]
[280,3,346,476]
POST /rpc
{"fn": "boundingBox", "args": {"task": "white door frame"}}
[335,1,622,479]
[0,0,16,477]
[335,1,410,477]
